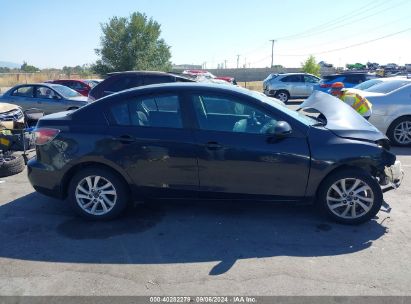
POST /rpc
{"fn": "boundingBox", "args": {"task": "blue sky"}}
[1,0,410,69]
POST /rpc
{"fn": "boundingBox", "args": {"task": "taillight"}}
[34,128,60,145]
[320,83,332,88]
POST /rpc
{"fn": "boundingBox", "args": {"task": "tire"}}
[317,168,382,225]
[387,116,411,146]
[67,167,129,220]
[0,153,25,177]
[274,90,290,102]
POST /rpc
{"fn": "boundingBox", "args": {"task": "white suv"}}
[263,73,321,102]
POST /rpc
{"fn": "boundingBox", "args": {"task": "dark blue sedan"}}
[27,83,402,224]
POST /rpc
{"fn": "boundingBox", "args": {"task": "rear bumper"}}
[27,157,64,199]
[380,160,404,192]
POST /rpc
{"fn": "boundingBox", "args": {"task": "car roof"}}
[12,83,62,88]
[101,82,252,98]
[52,79,85,82]
[107,71,172,76]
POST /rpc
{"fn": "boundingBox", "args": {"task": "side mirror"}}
[265,121,292,141]
[52,95,61,100]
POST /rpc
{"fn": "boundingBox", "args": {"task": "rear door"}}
[187,92,311,200]
[281,75,306,96]
[6,85,36,110]
[105,92,199,199]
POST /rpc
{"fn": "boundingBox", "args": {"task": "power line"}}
[276,27,411,57]
[279,0,408,41]
[282,14,410,53]
[275,0,384,40]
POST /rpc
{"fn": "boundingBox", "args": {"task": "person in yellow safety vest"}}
[329,82,372,119]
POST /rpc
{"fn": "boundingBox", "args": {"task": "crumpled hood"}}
[0,102,20,112]
[299,91,387,142]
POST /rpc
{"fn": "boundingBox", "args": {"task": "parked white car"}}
[359,79,411,146]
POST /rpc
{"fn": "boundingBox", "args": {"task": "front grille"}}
[0,109,24,121]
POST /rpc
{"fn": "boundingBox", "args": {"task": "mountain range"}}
[0,61,21,69]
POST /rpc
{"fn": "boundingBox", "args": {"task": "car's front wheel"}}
[68,167,129,220]
[387,116,411,146]
[317,169,382,224]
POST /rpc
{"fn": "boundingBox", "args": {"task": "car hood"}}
[299,91,387,142]
[0,102,20,112]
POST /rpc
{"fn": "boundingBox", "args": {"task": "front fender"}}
[305,127,396,197]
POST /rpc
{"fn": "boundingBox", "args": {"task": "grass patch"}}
[237,81,263,92]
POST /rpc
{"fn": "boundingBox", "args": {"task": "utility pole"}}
[237,54,240,69]
[224,60,227,69]
[270,39,276,68]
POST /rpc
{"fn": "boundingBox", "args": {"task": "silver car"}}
[359,79,411,146]
[0,83,88,114]
[263,73,321,102]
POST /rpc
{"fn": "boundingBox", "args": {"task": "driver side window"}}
[191,94,277,134]
[35,86,57,99]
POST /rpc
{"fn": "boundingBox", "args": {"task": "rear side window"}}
[108,76,143,92]
[11,86,34,97]
[304,75,319,83]
[281,75,302,82]
[110,94,182,128]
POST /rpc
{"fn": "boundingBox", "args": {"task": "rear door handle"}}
[205,141,223,150]
[113,135,136,144]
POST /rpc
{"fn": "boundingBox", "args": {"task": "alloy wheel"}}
[75,175,117,216]
[393,120,411,145]
[276,92,288,102]
[326,178,374,219]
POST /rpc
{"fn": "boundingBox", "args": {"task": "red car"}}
[183,70,237,85]
[47,79,95,96]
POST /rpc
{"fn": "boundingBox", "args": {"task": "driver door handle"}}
[205,141,223,150]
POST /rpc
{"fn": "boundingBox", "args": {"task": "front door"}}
[188,93,311,200]
[34,86,64,114]
[104,92,199,199]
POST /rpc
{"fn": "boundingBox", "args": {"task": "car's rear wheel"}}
[317,169,382,224]
[68,167,128,220]
[274,90,290,102]
[387,116,411,146]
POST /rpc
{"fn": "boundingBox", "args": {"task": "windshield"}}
[82,80,97,88]
[264,73,278,82]
[353,79,382,90]
[250,90,317,125]
[364,80,411,93]
[50,84,82,98]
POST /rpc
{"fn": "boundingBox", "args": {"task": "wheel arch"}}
[61,161,133,199]
[314,162,380,199]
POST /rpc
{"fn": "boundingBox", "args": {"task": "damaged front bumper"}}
[380,160,404,192]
